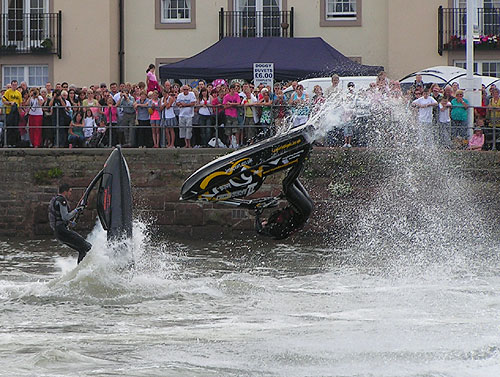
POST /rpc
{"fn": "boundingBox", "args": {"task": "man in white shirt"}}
[412,87,438,145]
[176,85,196,148]
[412,87,437,125]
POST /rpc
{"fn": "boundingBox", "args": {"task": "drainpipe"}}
[119,0,125,83]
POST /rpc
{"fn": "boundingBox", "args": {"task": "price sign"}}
[253,63,274,91]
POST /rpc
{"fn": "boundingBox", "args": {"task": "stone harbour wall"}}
[1,148,500,240]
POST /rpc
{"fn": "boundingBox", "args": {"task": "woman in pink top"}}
[150,90,161,148]
[104,96,121,145]
[146,64,161,93]
[468,127,484,151]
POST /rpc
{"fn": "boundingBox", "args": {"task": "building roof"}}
[159,37,383,82]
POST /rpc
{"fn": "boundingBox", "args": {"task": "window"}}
[2,0,49,46]
[455,60,500,77]
[161,0,191,23]
[155,0,196,29]
[233,0,283,37]
[453,0,500,37]
[2,65,48,87]
[326,0,356,19]
[482,62,500,77]
[28,65,49,86]
[454,61,479,73]
[320,0,361,27]
[30,0,47,42]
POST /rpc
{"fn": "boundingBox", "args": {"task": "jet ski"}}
[77,146,133,241]
[180,124,314,208]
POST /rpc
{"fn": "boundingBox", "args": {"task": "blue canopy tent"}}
[159,37,383,82]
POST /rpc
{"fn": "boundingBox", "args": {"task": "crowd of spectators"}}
[1,65,499,150]
[409,73,500,150]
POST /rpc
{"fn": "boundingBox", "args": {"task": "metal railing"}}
[0,11,62,58]
[219,7,294,40]
[1,103,499,150]
[0,103,301,149]
[438,6,500,55]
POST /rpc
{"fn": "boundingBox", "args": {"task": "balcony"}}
[219,7,294,40]
[0,11,61,58]
[438,6,500,55]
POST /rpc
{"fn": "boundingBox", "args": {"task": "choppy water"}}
[1,220,500,377]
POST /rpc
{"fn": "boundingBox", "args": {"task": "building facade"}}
[1,0,499,87]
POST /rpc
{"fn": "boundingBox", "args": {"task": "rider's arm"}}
[58,201,78,221]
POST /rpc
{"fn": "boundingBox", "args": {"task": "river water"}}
[1,219,500,376]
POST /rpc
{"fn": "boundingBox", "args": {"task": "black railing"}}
[438,6,500,55]
[219,7,294,40]
[0,11,62,58]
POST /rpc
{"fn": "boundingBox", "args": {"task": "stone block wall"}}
[1,148,500,240]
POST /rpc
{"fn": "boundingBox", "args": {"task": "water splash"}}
[309,89,500,277]
[0,218,185,304]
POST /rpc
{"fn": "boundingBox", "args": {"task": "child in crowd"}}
[438,96,451,147]
[96,116,108,145]
[161,88,177,148]
[146,64,161,93]
[103,97,119,145]
[83,108,96,145]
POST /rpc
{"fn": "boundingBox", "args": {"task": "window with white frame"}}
[2,0,48,45]
[326,0,356,19]
[161,0,191,23]
[2,65,48,87]
[453,0,500,36]
[482,61,500,77]
[455,60,500,77]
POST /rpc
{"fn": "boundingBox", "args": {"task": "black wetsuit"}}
[48,195,91,263]
[255,178,313,240]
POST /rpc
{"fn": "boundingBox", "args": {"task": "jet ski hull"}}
[97,147,133,241]
[180,124,314,203]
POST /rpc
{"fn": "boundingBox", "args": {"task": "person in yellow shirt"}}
[2,80,22,146]
[2,80,22,114]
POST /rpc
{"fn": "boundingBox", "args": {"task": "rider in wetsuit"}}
[255,163,313,240]
[48,183,91,264]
